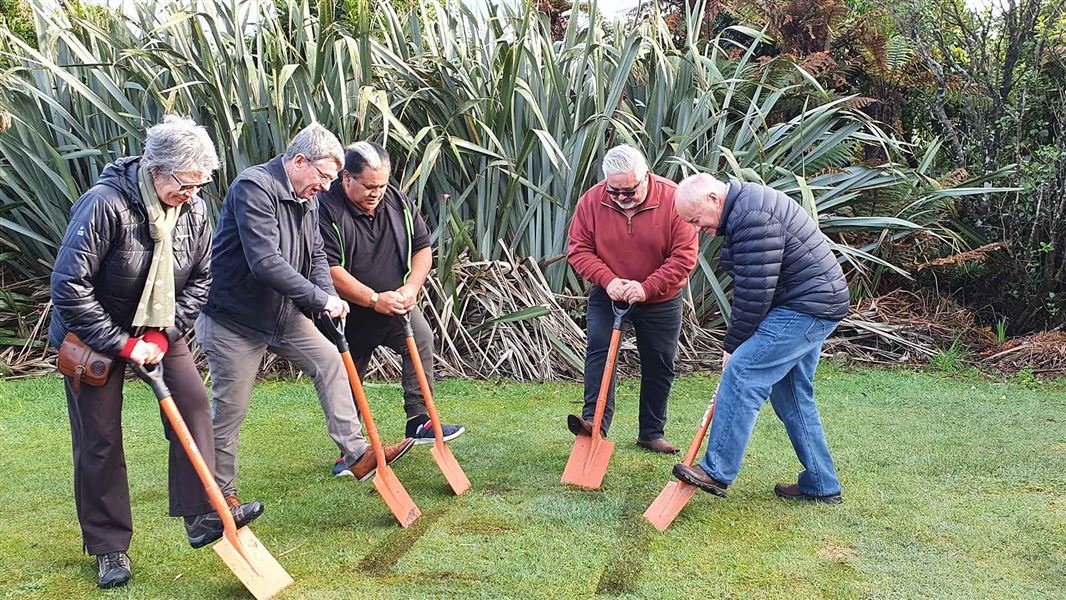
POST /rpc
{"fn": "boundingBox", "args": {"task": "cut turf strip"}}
[357,508,451,576]
[595,501,653,595]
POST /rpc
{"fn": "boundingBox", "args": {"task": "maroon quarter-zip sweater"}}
[567,174,698,304]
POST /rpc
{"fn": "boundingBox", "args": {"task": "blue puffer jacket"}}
[717,181,850,353]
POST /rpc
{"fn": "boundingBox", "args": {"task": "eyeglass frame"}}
[170,173,212,192]
[302,155,338,185]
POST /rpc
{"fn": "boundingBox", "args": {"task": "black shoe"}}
[773,483,842,505]
[408,414,466,445]
[672,464,729,498]
[95,551,131,589]
[184,500,265,549]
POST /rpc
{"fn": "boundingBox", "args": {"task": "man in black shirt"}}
[319,142,464,475]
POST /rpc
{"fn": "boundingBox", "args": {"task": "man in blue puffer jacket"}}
[670,173,849,504]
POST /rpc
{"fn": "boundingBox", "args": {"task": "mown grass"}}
[0,365,1063,599]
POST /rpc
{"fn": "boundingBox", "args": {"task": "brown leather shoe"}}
[672,464,728,497]
[773,483,842,505]
[567,414,593,437]
[223,493,241,510]
[636,438,680,454]
[348,438,416,482]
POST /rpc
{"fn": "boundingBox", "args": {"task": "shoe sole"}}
[773,487,842,505]
[356,441,416,482]
[636,440,680,454]
[672,466,728,498]
[97,575,131,589]
[412,426,466,445]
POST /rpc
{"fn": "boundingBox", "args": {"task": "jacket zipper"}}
[600,201,659,236]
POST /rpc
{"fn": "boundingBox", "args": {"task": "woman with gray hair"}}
[49,116,263,589]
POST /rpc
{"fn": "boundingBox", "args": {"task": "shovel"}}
[400,313,470,495]
[642,382,720,531]
[129,362,293,600]
[313,314,421,528]
[561,301,631,489]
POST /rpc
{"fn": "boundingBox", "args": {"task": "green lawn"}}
[1,366,1063,599]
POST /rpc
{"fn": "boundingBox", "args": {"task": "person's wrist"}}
[369,292,379,308]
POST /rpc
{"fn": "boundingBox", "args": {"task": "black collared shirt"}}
[318,183,431,293]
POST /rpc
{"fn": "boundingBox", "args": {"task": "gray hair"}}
[344,141,390,176]
[284,122,343,167]
[601,144,648,179]
[141,115,220,176]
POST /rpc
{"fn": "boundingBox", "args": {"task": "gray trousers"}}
[195,313,368,495]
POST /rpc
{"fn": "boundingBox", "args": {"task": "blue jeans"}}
[699,307,841,496]
[583,286,683,441]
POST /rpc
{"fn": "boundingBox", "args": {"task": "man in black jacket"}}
[670,173,849,504]
[196,124,414,494]
[317,142,463,472]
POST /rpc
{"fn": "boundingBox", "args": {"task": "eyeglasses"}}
[304,156,337,184]
[605,184,640,199]
[171,173,212,192]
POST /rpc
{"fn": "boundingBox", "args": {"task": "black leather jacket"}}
[49,157,212,355]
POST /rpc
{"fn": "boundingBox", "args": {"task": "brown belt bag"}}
[57,332,114,393]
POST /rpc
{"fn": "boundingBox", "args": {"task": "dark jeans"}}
[582,286,683,441]
[65,338,213,554]
[346,306,434,418]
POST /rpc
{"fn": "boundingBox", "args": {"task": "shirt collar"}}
[281,162,303,203]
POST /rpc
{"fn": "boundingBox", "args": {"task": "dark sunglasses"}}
[605,184,640,199]
[171,173,212,192]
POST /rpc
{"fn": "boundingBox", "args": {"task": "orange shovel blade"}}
[642,481,698,531]
[373,465,422,528]
[560,435,615,489]
[431,442,471,496]
[213,527,293,600]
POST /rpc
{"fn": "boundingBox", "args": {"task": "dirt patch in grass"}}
[817,545,859,565]
[595,502,653,595]
[443,516,517,536]
[358,509,450,576]
[482,482,518,496]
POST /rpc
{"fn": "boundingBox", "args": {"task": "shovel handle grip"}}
[400,313,415,338]
[129,361,171,401]
[611,301,632,329]
[311,312,348,353]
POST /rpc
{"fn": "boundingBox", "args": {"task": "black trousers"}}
[65,338,213,554]
[346,306,434,419]
[582,286,683,441]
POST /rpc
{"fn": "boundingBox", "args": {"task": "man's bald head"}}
[675,173,729,235]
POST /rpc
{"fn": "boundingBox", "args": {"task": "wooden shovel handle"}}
[339,351,388,469]
[403,334,447,445]
[681,382,721,466]
[158,396,239,539]
[590,327,623,440]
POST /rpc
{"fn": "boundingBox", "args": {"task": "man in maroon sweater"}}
[566,145,699,453]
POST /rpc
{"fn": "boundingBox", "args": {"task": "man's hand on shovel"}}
[620,281,646,304]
